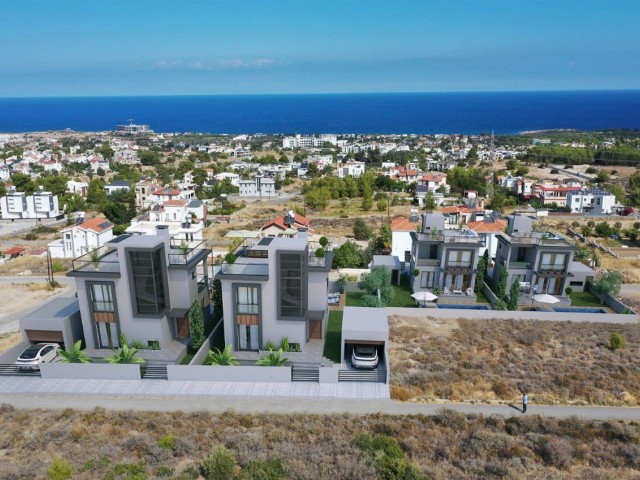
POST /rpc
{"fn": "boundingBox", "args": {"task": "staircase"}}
[143,364,168,380]
[338,366,387,383]
[0,364,41,377]
[291,363,320,382]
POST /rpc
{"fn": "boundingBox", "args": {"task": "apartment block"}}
[0,187,61,220]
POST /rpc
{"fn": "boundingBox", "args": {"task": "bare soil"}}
[389,316,640,406]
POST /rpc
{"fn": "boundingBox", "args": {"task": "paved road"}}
[621,284,640,297]
[1,393,639,420]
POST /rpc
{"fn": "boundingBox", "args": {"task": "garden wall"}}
[40,363,142,380]
[189,319,223,366]
[167,365,291,382]
[585,282,635,314]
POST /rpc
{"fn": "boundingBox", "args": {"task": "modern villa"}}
[215,230,333,352]
[409,212,481,303]
[66,227,211,350]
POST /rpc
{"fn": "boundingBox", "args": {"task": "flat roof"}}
[372,255,401,270]
[342,307,389,339]
[570,261,596,274]
[23,298,79,320]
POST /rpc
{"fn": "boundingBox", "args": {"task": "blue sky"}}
[0,0,638,96]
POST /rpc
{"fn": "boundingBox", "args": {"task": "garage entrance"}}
[25,329,64,344]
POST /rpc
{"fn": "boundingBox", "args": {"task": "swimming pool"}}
[552,307,607,314]
[437,304,490,310]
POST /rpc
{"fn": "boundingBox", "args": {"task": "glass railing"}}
[445,261,473,268]
[168,238,206,265]
[72,246,120,273]
[538,264,567,272]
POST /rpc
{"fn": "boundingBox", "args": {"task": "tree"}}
[61,193,86,213]
[86,178,107,208]
[507,278,520,310]
[188,299,205,351]
[256,348,289,366]
[595,170,611,183]
[592,271,623,302]
[97,142,114,161]
[423,193,437,210]
[353,218,373,240]
[306,162,320,178]
[139,149,160,166]
[374,224,393,252]
[358,266,395,307]
[205,345,238,366]
[497,266,509,300]
[42,174,70,197]
[103,202,130,225]
[474,251,488,293]
[105,335,145,364]
[595,221,613,237]
[10,173,35,194]
[332,241,364,268]
[58,340,92,364]
[627,170,640,207]
[202,445,238,480]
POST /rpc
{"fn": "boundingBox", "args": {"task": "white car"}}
[14,343,59,370]
[351,344,379,369]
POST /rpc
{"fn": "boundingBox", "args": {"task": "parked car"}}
[14,343,59,370]
[351,344,379,369]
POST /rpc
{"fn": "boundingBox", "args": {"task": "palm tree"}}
[256,348,288,367]
[58,340,92,364]
[204,345,238,366]
[105,334,145,364]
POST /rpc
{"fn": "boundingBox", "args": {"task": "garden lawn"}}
[570,291,604,307]
[323,311,343,363]
[345,291,365,307]
[387,275,417,308]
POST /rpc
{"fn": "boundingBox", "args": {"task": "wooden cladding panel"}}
[236,314,258,326]
[25,329,64,343]
[93,312,116,323]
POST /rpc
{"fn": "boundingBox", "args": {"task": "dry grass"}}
[0,256,48,275]
[0,332,22,354]
[2,406,640,479]
[599,256,640,283]
[389,316,640,406]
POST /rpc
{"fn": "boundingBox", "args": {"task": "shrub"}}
[202,445,237,480]
[158,433,175,450]
[565,287,573,295]
[48,456,72,480]
[610,333,625,350]
[315,247,325,258]
[550,168,559,174]
[377,199,387,212]
[188,300,205,352]
[538,436,573,469]
[224,252,236,264]
[390,385,413,401]
[51,259,66,273]
[353,218,373,240]
[237,459,286,480]
[492,379,513,399]
[319,236,329,248]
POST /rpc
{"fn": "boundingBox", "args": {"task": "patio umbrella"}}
[532,293,561,304]
[411,291,438,306]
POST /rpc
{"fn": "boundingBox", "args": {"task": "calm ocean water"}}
[0,91,639,135]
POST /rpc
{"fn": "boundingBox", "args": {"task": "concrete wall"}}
[190,319,223,366]
[0,341,28,364]
[319,365,340,383]
[586,283,636,314]
[308,271,328,312]
[40,363,141,380]
[167,365,291,382]
[482,282,499,306]
[385,306,639,324]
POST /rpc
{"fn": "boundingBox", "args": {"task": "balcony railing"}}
[537,264,567,272]
[71,246,120,274]
[445,261,473,268]
[416,258,439,266]
[308,254,327,268]
[168,238,206,265]
[197,277,209,292]
[508,261,531,269]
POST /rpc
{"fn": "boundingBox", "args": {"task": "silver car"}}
[14,343,59,370]
[351,344,379,369]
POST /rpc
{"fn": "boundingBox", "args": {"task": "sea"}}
[0,90,639,135]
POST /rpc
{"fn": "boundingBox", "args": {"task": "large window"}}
[89,283,118,349]
[279,253,305,319]
[447,250,472,268]
[539,253,567,272]
[236,286,259,314]
[129,250,167,315]
[420,271,433,288]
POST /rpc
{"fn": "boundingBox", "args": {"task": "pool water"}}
[552,307,607,313]
[436,304,490,310]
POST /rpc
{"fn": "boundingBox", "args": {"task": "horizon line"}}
[1,88,640,100]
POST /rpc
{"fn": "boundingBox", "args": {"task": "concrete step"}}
[338,368,386,383]
[143,365,168,380]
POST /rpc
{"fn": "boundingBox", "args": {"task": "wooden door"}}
[309,319,322,340]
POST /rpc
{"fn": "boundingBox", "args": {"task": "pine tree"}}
[188,299,205,351]
[507,278,520,310]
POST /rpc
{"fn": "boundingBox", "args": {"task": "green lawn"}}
[570,291,604,307]
[323,311,343,363]
[179,352,194,365]
[475,290,490,304]
[345,275,417,308]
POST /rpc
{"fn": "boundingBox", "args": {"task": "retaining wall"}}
[586,283,635,314]
[189,319,223,366]
[167,365,291,382]
[40,363,142,380]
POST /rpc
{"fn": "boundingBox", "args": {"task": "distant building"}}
[567,188,616,215]
[466,211,507,260]
[260,212,311,238]
[49,217,114,259]
[282,134,337,149]
[115,124,153,134]
[0,186,61,220]
[337,161,365,179]
[391,211,420,265]
[127,200,206,241]
[238,175,276,197]
[104,180,130,195]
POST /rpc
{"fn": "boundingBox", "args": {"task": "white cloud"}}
[153,58,281,70]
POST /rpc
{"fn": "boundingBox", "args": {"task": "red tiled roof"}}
[163,199,187,206]
[262,214,311,230]
[151,188,181,196]
[4,247,25,255]
[62,217,113,233]
[467,218,507,233]
[391,216,419,232]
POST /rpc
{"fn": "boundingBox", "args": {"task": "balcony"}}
[168,238,207,265]
[508,261,531,269]
[510,232,572,246]
[70,246,120,275]
[416,258,439,266]
[537,264,567,273]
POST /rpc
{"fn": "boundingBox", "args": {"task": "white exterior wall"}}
[308,271,328,312]
[391,231,413,262]
[1,191,61,219]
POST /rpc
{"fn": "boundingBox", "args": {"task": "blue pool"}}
[437,304,490,310]
[552,307,607,313]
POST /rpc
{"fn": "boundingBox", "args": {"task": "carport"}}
[20,298,83,348]
[340,307,389,383]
